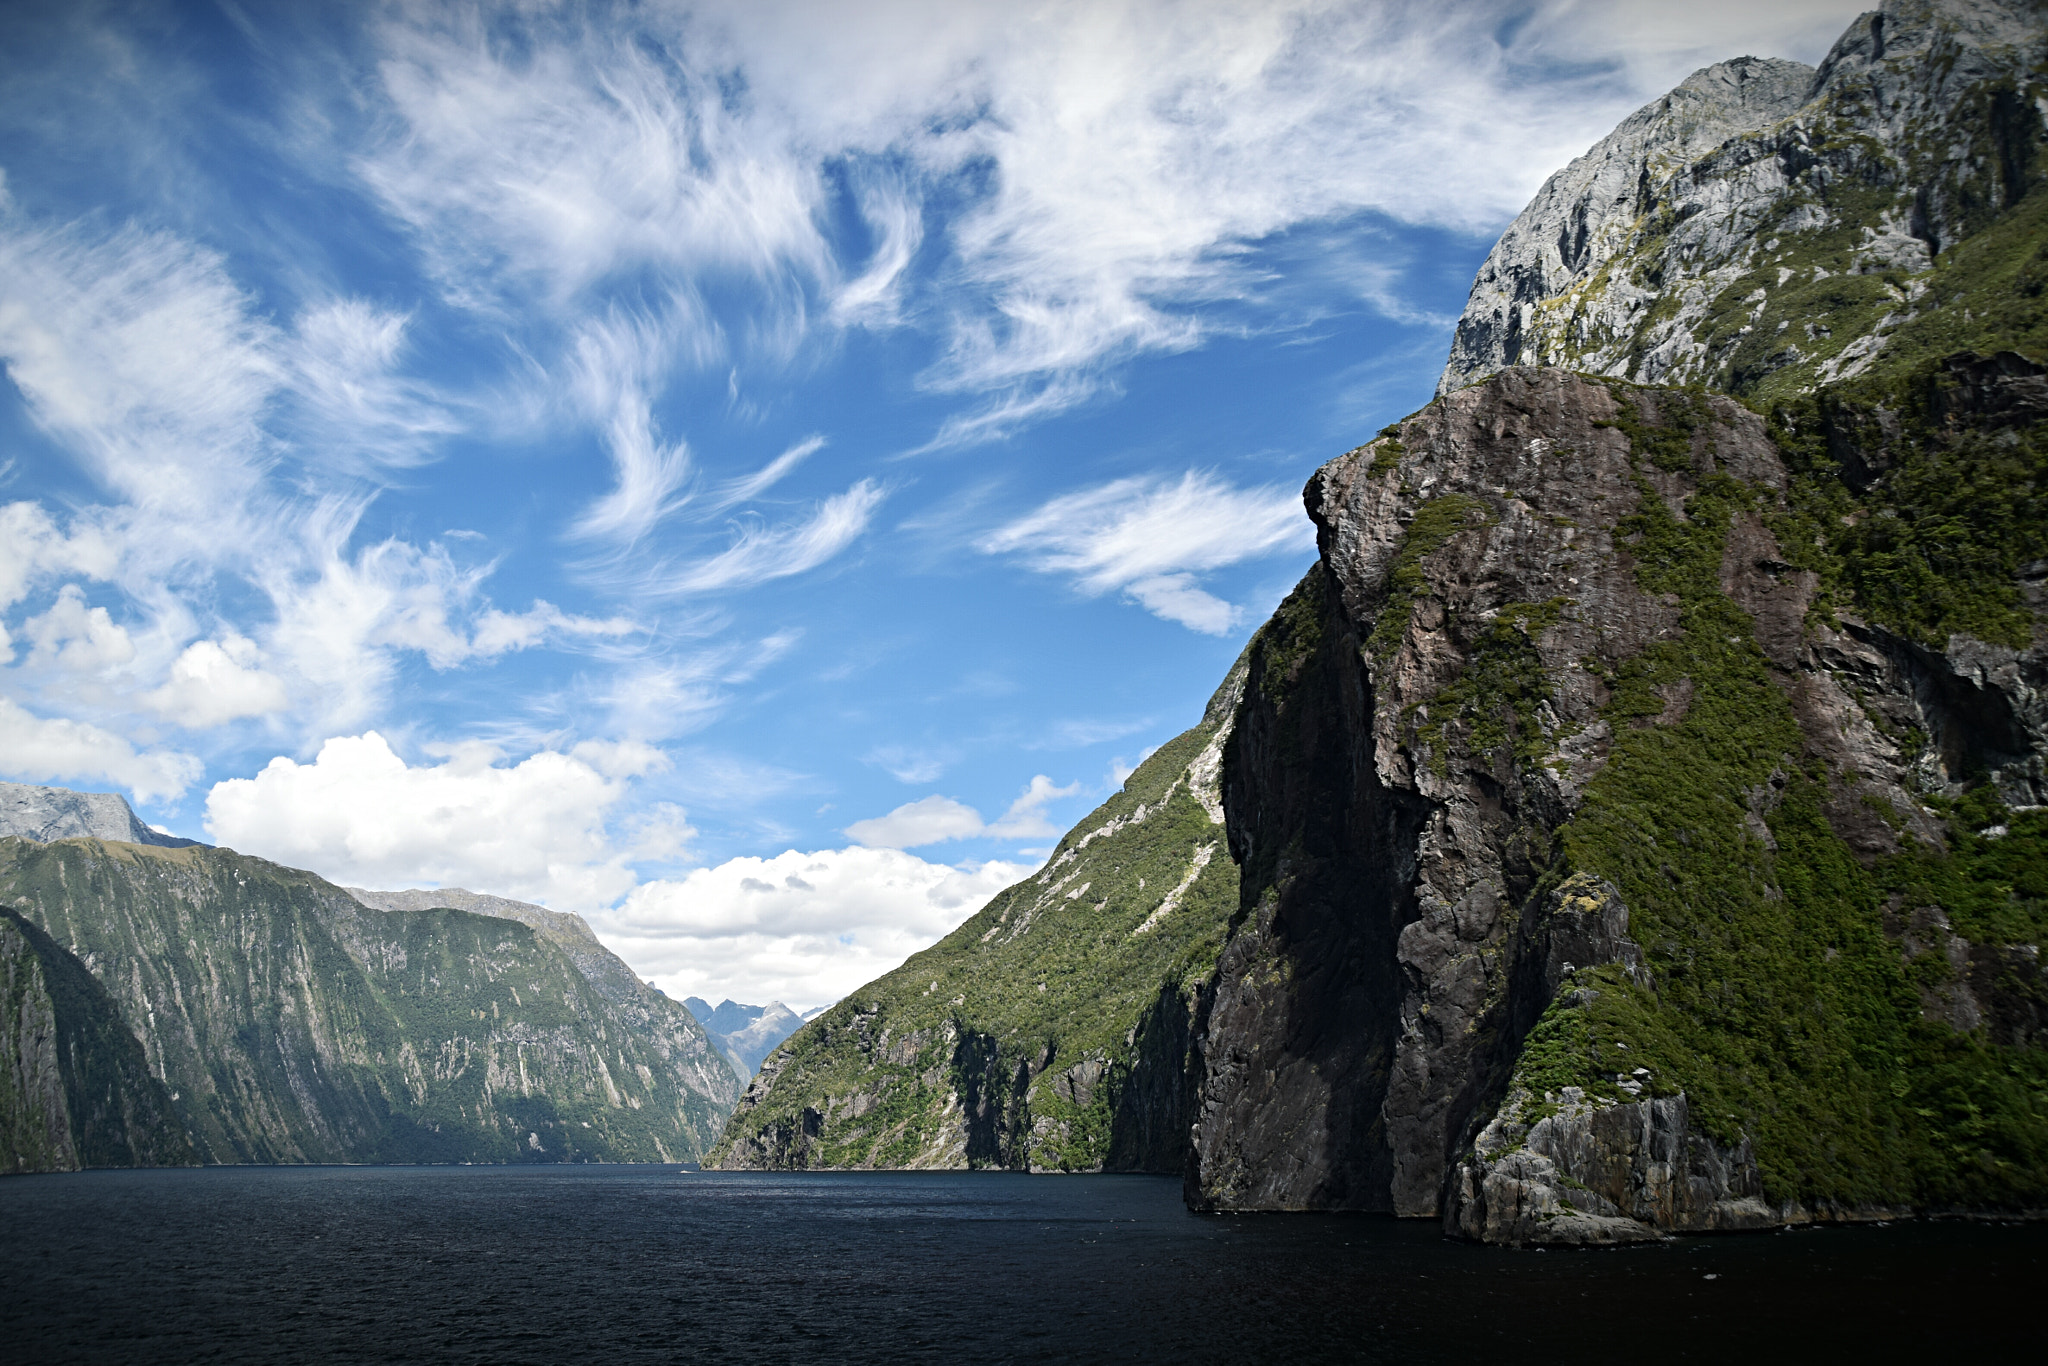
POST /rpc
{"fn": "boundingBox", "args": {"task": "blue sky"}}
[0,0,1863,1008]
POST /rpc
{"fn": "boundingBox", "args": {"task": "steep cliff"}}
[1,837,742,1165]
[1440,0,2048,405]
[343,883,731,1095]
[709,663,1246,1173]
[1164,0,2048,1241]
[2,906,194,1173]
[1189,361,2045,1237]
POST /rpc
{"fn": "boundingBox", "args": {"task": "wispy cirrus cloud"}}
[666,479,885,596]
[983,469,1313,633]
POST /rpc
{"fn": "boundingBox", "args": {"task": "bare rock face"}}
[1439,55,1813,393]
[0,781,203,849]
[1439,0,2048,402]
[1191,370,1791,1212]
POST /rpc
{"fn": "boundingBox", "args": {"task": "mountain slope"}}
[1,837,742,1164]
[703,0,2048,1236]
[1439,0,2048,406]
[709,661,1246,1173]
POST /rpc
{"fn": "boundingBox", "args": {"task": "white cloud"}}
[0,696,201,804]
[204,732,668,908]
[983,469,1313,633]
[143,635,289,729]
[710,435,824,510]
[596,846,1032,1010]
[469,600,638,658]
[845,773,1079,848]
[667,479,884,595]
[0,502,119,610]
[845,795,987,849]
[338,0,1866,446]
[865,743,956,784]
[0,215,275,528]
[23,585,137,673]
[287,298,458,474]
[986,773,1081,838]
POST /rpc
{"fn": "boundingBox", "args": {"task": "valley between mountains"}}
[4,0,2044,1246]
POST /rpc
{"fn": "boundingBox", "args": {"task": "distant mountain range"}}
[685,998,811,1078]
[0,781,742,1171]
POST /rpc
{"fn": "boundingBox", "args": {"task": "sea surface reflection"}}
[3,1166,2038,1362]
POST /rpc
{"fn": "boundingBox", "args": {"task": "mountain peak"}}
[0,781,203,849]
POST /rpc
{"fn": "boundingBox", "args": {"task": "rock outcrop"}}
[1188,348,2045,1236]
[2,836,742,1166]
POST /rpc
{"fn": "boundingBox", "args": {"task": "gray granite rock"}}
[0,781,203,848]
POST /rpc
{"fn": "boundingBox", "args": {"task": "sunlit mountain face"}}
[0,0,1864,1008]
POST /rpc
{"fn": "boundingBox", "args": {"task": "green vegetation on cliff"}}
[1,906,194,1173]
[712,670,1245,1172]
[0,837,739,1165]
[1508,383,2048,1208]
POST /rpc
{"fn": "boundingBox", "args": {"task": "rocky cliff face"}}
[1440,0,2048,405]
[1,906,194,1173]
[709,664,1246,1174]
[1158,0,2048,1240]
[1189,355,2046,1238]
[1,837,742,1166]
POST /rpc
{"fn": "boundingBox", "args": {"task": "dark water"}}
[2,1167,2040,1363]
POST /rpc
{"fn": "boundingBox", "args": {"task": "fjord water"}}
[3,1168,2038,1363]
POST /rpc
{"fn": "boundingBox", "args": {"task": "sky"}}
[0,0,1867,1011]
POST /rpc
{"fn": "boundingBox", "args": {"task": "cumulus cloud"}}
[204,732,667,908]
[983,469,1313,632]
[845,773,1080,848]
[596,847,1032,1010]
[144,635,289,729]
[0,696,202,804]
[22,585,136,673]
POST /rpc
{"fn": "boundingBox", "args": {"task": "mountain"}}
[684,998,808,1078]
[0,809,744,1168]
[1440,0,2048,405]
[2,905,195,1173]
[709,0,2047,1238]
[710,662,1243,1172]
[1,780,203,849]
